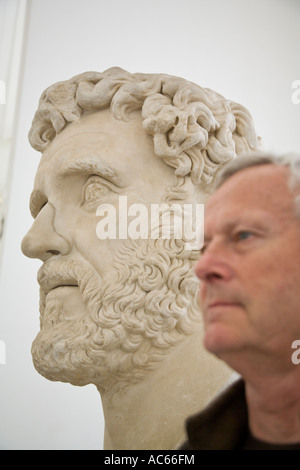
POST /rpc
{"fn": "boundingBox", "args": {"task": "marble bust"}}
[21,67,260,449]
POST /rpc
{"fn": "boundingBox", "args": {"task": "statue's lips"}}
[47,284,78,294]
[37,265,78,296]
[41,282,79,297]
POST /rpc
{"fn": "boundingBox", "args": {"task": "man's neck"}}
[245,369,300,444]
[98,332,232,450]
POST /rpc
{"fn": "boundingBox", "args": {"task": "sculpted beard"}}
[31,239,201,393]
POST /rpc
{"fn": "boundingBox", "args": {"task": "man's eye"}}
[235,230,253,241]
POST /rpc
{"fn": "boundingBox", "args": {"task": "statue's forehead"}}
[44,131,112,162]
[38,108,145,168]
[34,109,157,186]
[34,130,125,187]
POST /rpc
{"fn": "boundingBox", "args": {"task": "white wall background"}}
[0,0,299,450]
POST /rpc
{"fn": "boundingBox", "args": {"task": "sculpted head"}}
[21,67,260,396]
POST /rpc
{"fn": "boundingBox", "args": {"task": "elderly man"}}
[180,152,300,449]
[21,67,259,449]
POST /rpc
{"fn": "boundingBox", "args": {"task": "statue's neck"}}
[97,332,232,450]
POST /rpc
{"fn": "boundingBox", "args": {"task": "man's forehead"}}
[205,164,293,224]
[209,165,290,205]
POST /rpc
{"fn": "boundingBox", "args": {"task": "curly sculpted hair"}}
[28,67,261,185]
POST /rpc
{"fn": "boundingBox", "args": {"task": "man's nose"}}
[195,241,234,283]
[21,203,71,261]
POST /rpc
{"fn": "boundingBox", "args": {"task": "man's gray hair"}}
[214,151,300,216]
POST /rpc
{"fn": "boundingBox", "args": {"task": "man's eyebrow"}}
[203,213,271,241]
[58,157,125,187]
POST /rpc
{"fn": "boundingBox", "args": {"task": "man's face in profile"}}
[195,164,300,369]
[21,109,198,389]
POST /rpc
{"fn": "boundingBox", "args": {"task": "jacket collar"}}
[184,378,248,449]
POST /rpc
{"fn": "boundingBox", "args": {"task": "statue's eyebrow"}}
[58,156,125,188]
[29,157,125,218]
[29,189,47,219]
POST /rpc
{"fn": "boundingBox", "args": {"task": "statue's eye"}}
[81,176,119,207]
